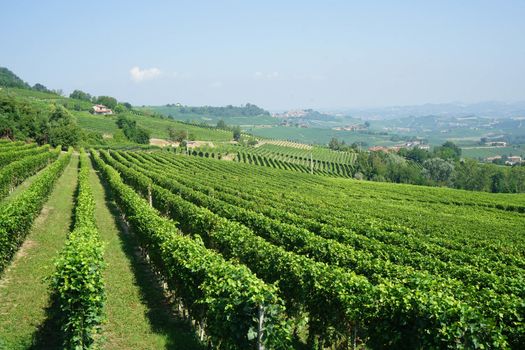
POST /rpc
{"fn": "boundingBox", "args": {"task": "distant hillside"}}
[143,103,275,126]
[0,67,31,89]
[342,101,525,120]
[0,66,55,94]
[0,86,233,147]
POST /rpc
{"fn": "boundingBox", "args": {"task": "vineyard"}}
[185,142,358,178]
[257,139,314,150]
[0,141,524,349]
[93,149,525,348]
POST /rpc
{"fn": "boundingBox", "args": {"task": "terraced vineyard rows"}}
[0,145,60,199]
[230,144,356,177]
[1,140,524,349]
[258,143,357,163]
[95,149,525,349]
[183,141,358,178]
[92,150,291,348]
[0,145,71,272]
[258,139,313,150]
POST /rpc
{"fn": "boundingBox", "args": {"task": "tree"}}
[32,83,51,93]
[0,67,31,89]
[387,162,422,184]
[423,158,455,185]
[130,127,150,144]
[329,137,340,150]
[116,115,135,129]
[95,96,118,109]
[507,166,525,193]
[168,127,187,142]
[48,124,80,148]
[69,90,92,101]
[355,153,372,178]
[490,171,506,193]
[232,126,241,141]
[454,161,497,192]
[47,105,80,148]
[0,115,16,139]
[49,105,74,124]
[114,104,128,114]
[116,115,150,144]
[217,119,227,129]
[434,141,461,160]
[400,147,430,164]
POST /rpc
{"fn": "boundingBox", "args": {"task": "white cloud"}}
[130,66,161,82]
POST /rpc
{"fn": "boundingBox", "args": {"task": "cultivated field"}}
[1,140,524,349]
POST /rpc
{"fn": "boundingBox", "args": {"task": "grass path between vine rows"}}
[0,154,78,349]
[88,156,204,349]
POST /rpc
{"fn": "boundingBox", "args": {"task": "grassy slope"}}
[76,112,232,141]
[142,105,276,126]
[88,157,203,349]
[1,88,232,143]
[0,154,78,349]
[461,145,525,159]
[249,125,397,146]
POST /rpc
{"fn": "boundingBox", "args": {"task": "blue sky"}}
[1,0,524,110]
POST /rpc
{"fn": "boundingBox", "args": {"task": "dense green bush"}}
[116,115,150,144]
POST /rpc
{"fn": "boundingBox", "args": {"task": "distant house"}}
[91,104,113,115]
[486,141,507,147]
[486,155,502,162]
[506,156,522,165]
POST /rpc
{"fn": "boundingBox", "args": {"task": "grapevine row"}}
[98,150,514,348]
[51,149,105,348]
[0,149,72,274]
[109,150,525,346]
[143,151,525,270]
[91,150,292,349]
[0,144,51,167]
[125,151,525,289]
[0,147,60,200]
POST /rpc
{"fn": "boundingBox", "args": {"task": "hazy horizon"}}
[2,0,524,110]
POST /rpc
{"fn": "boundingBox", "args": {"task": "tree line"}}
[164,103,270,117]
[345,140,525,193]
[0,93,81,148]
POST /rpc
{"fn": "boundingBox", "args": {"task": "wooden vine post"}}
[257,304,265,350]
